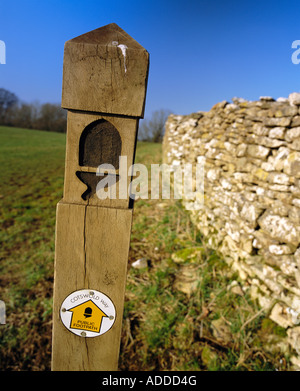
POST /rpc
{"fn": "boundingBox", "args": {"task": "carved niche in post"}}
[76,119,122,200]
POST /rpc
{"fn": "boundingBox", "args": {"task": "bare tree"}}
[139,109,172,143]
[35,103,67,133]
[0,88,66,133]
[0,88,19,124]
[12,103,35,128]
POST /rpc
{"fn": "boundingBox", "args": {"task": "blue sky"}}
[1,0,300,117]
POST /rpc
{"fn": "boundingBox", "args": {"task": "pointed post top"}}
[67,23,145,50]
[62,23,149,118]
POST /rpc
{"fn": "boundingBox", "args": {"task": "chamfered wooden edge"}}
[61,23,149,118]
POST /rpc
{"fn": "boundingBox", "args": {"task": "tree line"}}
[0,87,172,141]
[0,88,67,133]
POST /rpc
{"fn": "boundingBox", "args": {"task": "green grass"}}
[0,126,292,371]
[121,196,290,371]
[0,126,66,369]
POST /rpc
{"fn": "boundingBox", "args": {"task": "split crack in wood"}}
[83,202,88,285]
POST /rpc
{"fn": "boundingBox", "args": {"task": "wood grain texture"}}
[52,23,149,371]
[51,202,133,371]
[61,23,149,118]
[79,119,122,168]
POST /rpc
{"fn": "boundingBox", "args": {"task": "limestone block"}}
[292,198,300,207]
[277,274,300,297]
[269,126,286,139]
[173,263,200,296]
[211,318,232,345]
[205,148,219,159]
[277,97,289,103]
[261,137,286,148]
[285,127,300,142]
[289,206,300,224]
[269,244,295,255]
[247,134,286,148]
[270,303,295,328]
[263,117,291,127]
[235,158,254,172]
[248,263,283,295]
[291,139,300,151]
[267,147,290,171]
[269,190,293,203]
[291,115,300,127]
[272,105,298,117]
[236,143,247,157]
[261,162,274,172]
[241,239,253,254]
[252,124,270,136]
[268,201,289,216]
[206,168,220,182]
[288,328,300,361]
[280,257,299,276]
[258,211,300,246]
[220,177,232,190]
[268,184,290,192]
[283,151,300,178]
[211,100,228,110]
[267,172,290,185]
[247,144,270,159]
[260,96,275,102]
[243,191,257,202]
[289,92,300,106]
[225,221,241,242]
[240,202,263,226]
[290,297,300,313]
[290,355,300,370]
[253,168,269,181]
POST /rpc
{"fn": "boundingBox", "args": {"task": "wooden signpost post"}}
[51,23,149,371]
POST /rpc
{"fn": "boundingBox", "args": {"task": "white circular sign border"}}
[59,289,116,338]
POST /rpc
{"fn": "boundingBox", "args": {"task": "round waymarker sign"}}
[60,289,116,338]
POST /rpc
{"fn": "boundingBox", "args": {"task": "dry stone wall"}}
[163,93,300,364]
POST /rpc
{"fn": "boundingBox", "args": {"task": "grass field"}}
[0,126,291,370]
